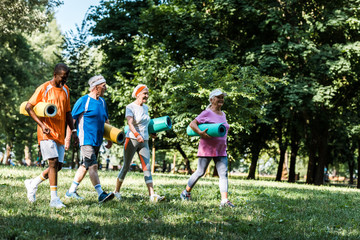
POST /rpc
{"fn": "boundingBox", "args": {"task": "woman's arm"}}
[127,116,144,142]
[189,119,211,139]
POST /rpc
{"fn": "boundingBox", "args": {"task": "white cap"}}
[209,89,227,101]
[132,84,148,98]
[89,75,106,91]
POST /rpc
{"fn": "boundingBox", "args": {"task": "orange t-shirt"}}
[28,81,71,145]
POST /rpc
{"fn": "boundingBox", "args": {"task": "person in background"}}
[64,75,114,204]
[180,89,235,208]
[106,155,110,170]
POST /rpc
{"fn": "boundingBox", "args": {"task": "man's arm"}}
[25,102,50,134]
[66,111,79,146]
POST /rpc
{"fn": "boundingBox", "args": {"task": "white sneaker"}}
[50,197,66,209]
[150,194,165,202]
[114,192,121,200]
[24,179,37,203]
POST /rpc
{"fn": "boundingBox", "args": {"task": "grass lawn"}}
[1,165,360,239]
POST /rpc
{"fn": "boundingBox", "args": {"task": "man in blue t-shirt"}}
[64,75,114,204]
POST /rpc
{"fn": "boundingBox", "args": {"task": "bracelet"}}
[134,132,140,137]
[72,129,77,133]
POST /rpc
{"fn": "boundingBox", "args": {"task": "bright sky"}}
[54,0,101,34]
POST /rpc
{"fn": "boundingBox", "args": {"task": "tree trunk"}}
[275,120,288,181]
[24,144,32,166]
[4,143,12,165]
[314,124,328,186]
[162,155,167,173]
[276,146,286,181]
[357,140,360,189]
[171,153,176,173]
[176,143,192,174]
[348,159,355,185]
[306,139,317,184]
[0,151,4,164]
[288,129,300,183]
[247,146,261,179]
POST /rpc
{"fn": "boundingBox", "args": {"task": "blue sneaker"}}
[65,191,84,200]
[180,190,191,201]
[99,191,114,203]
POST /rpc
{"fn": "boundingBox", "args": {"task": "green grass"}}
[1,166,360,239]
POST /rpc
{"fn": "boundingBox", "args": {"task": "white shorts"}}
[40,140,65,163]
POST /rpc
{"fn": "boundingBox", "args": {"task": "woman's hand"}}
[199,128,211,139]
[136,135,144,143]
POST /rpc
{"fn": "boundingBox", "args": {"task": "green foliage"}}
[0,5,63,161]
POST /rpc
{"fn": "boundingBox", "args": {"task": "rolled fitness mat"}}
[124,116,172,134]
[104,123,125,144]
[186,123,227,137]
[148,116,172,134]
[19,101,57,117]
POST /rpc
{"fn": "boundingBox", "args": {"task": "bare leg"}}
[88,164,100,186]
[73,165,87,183]
[146,182,155,196]
[115,178,123,193]
[221,192,228,200]
[48,158,58,186]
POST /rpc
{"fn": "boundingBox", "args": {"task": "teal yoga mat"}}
[187,123,227,137]
[124,116,172,134]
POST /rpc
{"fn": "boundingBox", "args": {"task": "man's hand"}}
[71,131,79,146]
[41,125,50,135]
[65,138,71,151]
[105,140,113,149]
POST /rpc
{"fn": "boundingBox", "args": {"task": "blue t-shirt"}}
[72,95,108,147]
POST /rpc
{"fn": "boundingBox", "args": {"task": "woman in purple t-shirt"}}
[180,89,235,208]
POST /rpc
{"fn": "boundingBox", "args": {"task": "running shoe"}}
[99,191,114,203]
[65,191,84,200]
[50,197,66,209]
[220,200,235,208]
[150,194,165,202]
[114,192,121,200]
[24,179,37,203]
[180,190,191,201]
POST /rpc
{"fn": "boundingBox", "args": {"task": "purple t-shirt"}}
[195,109,230,157]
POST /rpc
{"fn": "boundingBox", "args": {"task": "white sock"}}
[32,174,46,187]
[94,184,103,196]
[50,186,58,200]
[69,181,79,193]
[221,198,228,204]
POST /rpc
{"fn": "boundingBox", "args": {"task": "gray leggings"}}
[117,138,153,184]
[187,157,228,193]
